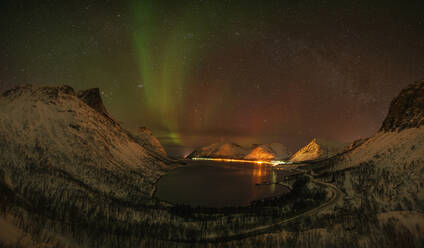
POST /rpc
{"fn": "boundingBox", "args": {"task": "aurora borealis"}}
[1,0,424,156]
[131,0,205,144]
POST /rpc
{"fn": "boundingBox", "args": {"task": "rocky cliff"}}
[77,88,110,116]
[380,80,424,132]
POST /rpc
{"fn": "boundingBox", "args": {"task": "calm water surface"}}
[155,161,291,207]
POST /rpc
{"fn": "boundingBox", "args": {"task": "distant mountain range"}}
[186,141,249,159]
[187,138,346,162]
[187,141,294,160]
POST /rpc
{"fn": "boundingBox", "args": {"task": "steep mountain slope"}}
[0,84,170,199]
[290,138,346,162]
[187,142,249,159]
[244,143,290,160]
[130,126,168,157]
[380,81,424,132]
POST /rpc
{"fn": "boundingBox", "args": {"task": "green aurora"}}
[1,0,424,156]
[129,1,258,146]
[132,1,202,144]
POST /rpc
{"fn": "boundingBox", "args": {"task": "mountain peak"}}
[187,141,249,159]
[138,126,153,136]
[380,80,424,132]
[77,88,108,116]
[244,143,290,160]
[77,88,120,126]
[130,126,168,157]
[290,138,346,162]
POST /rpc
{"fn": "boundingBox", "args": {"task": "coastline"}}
[151,159,190,198]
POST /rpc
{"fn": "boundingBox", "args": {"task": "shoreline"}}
[152,159,294,208]
[151,159,190,198]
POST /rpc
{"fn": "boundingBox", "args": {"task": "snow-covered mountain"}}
[318,80,424,217]
[0,84,171,200]
[0,84,181,247]
[188,142,292,160]
[289,138,347,162]
[244,143,290,160]
[187,141,250,159]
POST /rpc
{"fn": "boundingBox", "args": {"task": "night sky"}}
[1,0,423,156]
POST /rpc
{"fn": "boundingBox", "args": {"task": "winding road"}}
[198,176,343,243]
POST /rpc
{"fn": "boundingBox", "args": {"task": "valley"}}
[0,81,423,247]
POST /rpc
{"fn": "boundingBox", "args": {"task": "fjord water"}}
[155,161,290,207]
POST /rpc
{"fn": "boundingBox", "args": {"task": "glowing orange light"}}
[192,157,276,165]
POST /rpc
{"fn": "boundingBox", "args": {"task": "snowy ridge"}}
[187,141,250,159]
[290,138,347,162]
[333,127,424,171]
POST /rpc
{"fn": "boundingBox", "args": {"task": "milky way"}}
[1,0,423,156]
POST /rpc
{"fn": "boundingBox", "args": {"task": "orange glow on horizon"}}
[191,157,276,165]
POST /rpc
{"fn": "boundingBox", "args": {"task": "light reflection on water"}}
[252,165,278,192]
[155,161,290,207]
